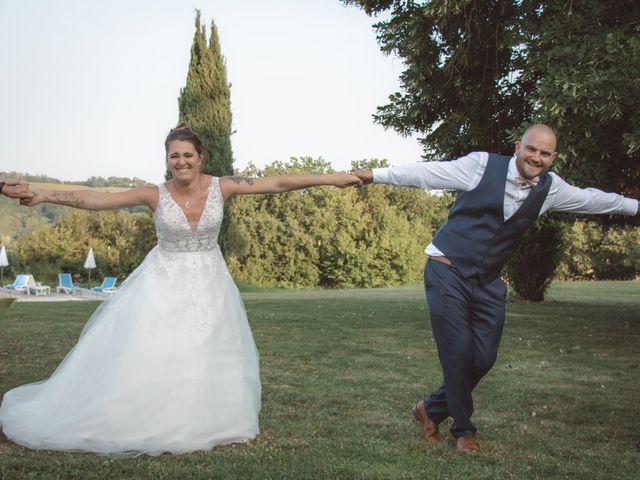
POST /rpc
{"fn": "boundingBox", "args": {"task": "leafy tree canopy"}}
[343,0,639,197]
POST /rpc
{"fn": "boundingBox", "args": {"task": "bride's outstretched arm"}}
[20,185,158,211]
[219,172,362,201]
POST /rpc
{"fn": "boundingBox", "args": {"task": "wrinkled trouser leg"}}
[422,260,506,438]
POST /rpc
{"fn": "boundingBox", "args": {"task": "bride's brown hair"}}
[164,123,204,156]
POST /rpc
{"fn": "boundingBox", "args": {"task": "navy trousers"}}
[422,259,507,438]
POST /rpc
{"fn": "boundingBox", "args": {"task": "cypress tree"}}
[178,11,233,176]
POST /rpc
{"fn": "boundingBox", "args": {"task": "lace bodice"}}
[154,178,224,252]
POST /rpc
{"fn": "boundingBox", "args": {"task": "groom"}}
[353,124,639,452]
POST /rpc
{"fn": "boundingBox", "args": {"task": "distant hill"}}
[0,195,65,240]
[1,174,151,240]
[1,172,151,188]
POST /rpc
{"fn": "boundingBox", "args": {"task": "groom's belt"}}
[428,255,454,267]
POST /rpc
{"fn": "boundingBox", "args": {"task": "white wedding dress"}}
[0,177,261,455]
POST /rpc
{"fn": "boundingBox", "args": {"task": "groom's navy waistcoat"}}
[432,153,552,285]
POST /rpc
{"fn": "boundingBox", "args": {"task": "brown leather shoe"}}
[412,401,441,444]
[455,435,480,452]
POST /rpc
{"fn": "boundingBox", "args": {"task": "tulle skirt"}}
[0,245,261,455]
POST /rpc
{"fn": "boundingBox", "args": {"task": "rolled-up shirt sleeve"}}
[546,174,638,216]
[372,152,486,191]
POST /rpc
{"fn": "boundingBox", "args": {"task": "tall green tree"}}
[344,0,639,300]
[178,11,234,177]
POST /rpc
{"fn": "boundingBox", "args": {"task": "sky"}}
[0,0,423,184]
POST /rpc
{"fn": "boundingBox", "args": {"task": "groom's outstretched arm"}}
[352,153,482,191]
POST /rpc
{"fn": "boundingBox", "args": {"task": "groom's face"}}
[514,129,558,179]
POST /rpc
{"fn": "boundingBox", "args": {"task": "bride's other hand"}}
[1,179,34,200]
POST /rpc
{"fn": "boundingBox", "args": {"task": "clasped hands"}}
[1,179,34,202]
[335,170,373,188]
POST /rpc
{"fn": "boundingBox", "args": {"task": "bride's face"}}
[166,140,204,182]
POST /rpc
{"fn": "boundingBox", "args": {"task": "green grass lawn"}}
[0,282,639,480]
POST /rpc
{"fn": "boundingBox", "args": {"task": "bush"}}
[556,219,640,280]
[225,157,450,288]
[504,216,567,302]
[15,210,156,285]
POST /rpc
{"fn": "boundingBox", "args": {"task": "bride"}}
[0,124,361,455]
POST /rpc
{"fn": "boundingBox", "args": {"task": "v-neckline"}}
[163,179,213,234]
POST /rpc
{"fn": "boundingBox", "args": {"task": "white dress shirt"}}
[372,152,639,257]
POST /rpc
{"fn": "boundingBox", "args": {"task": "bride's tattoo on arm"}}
[229,177,255,186]
[52,191,85,208]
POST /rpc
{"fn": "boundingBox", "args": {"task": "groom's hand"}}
[351,170,373,185]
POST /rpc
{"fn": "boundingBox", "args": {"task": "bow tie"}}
[516,175,539,188]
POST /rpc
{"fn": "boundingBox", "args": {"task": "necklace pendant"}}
[185,200,191,208]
